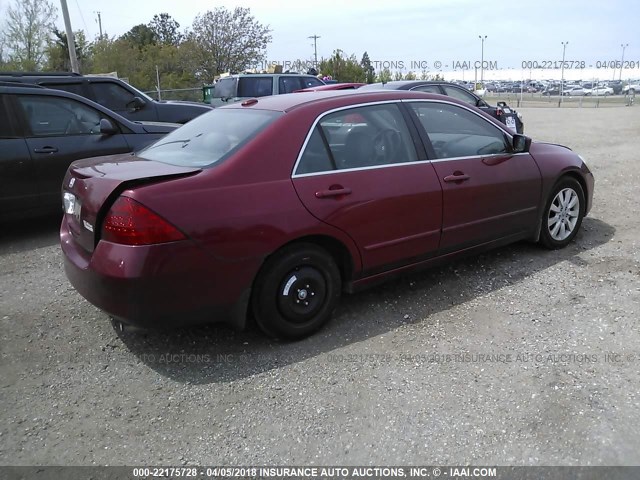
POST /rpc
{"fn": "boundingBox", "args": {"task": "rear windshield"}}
[138,108,281,167]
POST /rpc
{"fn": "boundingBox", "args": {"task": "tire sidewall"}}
[540,177,585,249]
[252,244,341,340]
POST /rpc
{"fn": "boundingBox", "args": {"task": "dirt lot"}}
[1,105,640,466]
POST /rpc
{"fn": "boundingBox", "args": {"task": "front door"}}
[407,101,541,252]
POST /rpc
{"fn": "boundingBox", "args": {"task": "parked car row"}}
[0,70,595,339]
[541,80,627,96]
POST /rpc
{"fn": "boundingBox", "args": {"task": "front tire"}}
[539,177,585,249]
[251,244,341,339]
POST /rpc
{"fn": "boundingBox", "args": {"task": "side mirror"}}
[512,134,531,153]
[126,96,146,112]
[99,118,118,136]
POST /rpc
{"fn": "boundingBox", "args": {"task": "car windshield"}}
[138,108,281,167]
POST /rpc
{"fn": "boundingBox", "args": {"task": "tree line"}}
[0,0,442,94]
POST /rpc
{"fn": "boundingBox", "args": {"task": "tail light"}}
[101,196,186,245]
[495,108,503,116]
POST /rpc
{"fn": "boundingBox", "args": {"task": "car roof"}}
[221,89,459,113]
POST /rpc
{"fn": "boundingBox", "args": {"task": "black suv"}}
[0,84,179,220]
[359,80,524,134]
[0,72,211,124]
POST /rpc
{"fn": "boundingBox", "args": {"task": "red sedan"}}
[60,90,594,339]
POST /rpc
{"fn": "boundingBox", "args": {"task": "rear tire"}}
[251,244,341,340]
[539,177,585,249]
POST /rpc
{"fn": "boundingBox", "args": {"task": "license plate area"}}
[63,191,83,236]
[505,116,517,130]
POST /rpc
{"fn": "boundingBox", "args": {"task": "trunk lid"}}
[62,153,200,253]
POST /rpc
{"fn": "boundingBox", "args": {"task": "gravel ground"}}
[1,105,640,466]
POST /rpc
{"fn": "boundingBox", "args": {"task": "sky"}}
[2,0,639,80]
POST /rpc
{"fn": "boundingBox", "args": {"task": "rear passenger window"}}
[296,128,334,174]
[238,77,273,97]
[279,77,303,94]
[295,103,417,174]
[302,77,324,88]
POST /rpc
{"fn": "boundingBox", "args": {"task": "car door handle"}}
[315,187,352,198]
[443,173,470,183]
[33,147,59,154]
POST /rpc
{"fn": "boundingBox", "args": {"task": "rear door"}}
[14,93,130,209]
[407,100,541,252]
[0,94,40,217]
[292,102,442,275]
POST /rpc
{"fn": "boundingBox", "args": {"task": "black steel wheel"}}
[251,244,341,339]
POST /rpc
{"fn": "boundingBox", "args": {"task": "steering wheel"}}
[372,129,401,164]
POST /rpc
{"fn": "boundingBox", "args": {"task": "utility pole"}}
[308,34,320,67]
[60,0,79,73]
[479,35,487,84]
[559,41,568,107]
[619,43,629,81]
[96,11,103,40]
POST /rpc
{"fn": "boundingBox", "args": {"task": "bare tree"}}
[2,0,58,70]
[187,7,271,82]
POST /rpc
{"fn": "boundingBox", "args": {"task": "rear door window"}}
[238,77,273,97]
[279,76,304,93]
[301,76,324,88]
[295,103,418,174]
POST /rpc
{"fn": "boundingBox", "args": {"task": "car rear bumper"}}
[60,216,253,330]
